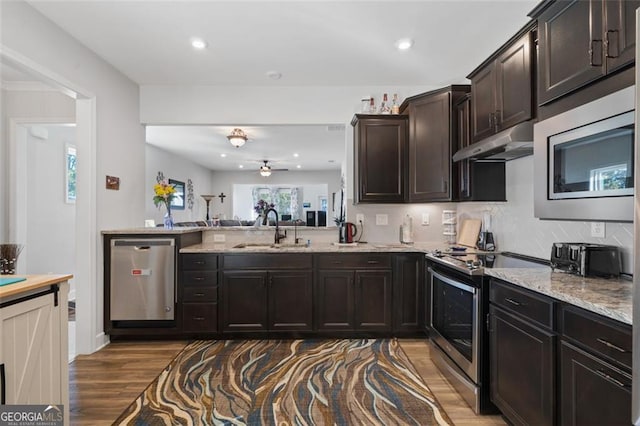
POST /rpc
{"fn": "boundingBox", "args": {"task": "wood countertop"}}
[0,274,73,299]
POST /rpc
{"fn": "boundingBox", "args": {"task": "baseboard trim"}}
[95,332,109,352]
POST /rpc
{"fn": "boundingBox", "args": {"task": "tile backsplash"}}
[348,156,634,274]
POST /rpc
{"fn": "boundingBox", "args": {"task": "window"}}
[589,164,629,191]
[65,144,76,204]
[251,187,300,219]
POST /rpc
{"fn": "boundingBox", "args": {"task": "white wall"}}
[140,85,438,125]
[210,170,341,222]
[26,125,76,277]
[2,1,145,353]
[145,144,215,224]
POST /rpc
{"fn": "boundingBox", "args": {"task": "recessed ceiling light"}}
[238,164,244,169]
[266,70,282,80]
[395,38,414,51]
[296,165,302,169]
[293,153,299,157]
[191,38,207,50]
[220,153,227,158]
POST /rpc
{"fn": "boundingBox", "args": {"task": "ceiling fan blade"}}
[271,168,288,171]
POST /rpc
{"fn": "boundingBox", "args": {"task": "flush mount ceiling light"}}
[260,161,272,177]
[190,38,208,50]
[266,70,282,80]
[227,128,248,148]
[395,38,414,51]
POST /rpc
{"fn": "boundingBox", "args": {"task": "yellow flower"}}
[153,181,176,208]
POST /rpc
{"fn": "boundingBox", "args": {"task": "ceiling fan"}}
[258,160,288,177]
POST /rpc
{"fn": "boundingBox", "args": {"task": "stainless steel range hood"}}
[452,121,534,162]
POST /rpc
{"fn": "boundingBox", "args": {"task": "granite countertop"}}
[0,274,73,299]
[486,268,632,325]
[180,241,445,253]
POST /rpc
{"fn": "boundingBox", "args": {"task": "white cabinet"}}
[0,281,69,423]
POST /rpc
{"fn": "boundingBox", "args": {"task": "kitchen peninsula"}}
[103,227,631,338]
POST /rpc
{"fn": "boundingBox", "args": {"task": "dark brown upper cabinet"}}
[453,94,506,202]
[535,0,639,106]
[401,85,470,202]
[352,114,408,203]
[468,23,535,143]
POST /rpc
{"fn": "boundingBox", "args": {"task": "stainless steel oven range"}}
[425,251,548,414]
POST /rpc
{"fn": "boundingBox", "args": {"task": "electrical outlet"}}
[422,213,430,226]
[213,234,226,242]
[591,222,605,238]
[375,214,388,226]
[356,214,365,224]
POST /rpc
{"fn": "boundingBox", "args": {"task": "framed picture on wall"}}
[169,179,185,210]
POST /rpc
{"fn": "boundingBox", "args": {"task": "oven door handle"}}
[428,268,477,294]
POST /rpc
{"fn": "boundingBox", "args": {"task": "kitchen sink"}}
[232,242,307,249]
[232,243,275,249]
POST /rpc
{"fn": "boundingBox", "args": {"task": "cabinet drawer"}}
[560,305,632,370]
[223,254,312,270]
[182,303,217,333]
[181,253,217,270]
[316,254,392,269]
[183,286,217,302]
[182,270,218,286]
[490,279,554,329]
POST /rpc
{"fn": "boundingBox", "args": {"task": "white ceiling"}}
[12,0,538,171]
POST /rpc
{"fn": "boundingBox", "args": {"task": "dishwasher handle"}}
[111,239,175,248]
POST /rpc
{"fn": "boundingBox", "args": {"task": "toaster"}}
[550,243,621,278]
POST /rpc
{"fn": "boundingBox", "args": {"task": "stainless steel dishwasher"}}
[110,238,176,321]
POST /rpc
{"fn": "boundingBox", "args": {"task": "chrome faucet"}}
[262,208,286,244]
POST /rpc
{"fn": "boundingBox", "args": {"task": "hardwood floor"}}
[69,341,187,425]
[69,338,506,425]
[399,339,507,426]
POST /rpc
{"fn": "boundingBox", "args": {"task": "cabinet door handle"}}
[504,297,522,306]
[486,313,492,332]
[193,292,205,297]
[194,261,205,265]
[488,112,495,128]
[367,260,379,264]
[605,29,619,58]
[596,338,629,353]
[193,277,205,281]
[332,261,343,265]
[0,363,5,404]
[595,369,630,388]
[589,39,603,66]
[193,316,205,321]
[494,110,501,132]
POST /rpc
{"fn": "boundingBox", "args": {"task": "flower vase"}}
[164,208,174,230]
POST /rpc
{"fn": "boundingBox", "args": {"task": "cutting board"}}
[0,277,27,287]
[457,219,482,248]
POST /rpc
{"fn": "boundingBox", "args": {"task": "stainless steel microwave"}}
[534,86,635,222]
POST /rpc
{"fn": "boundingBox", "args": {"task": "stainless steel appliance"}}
[426,251,549,414]
[550,242,621,277]
[110,238,176,321]
[534,85,635,222]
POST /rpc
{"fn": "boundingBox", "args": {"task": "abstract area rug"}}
[114,339,453,425]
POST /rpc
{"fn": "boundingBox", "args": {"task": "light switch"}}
[375,214,388,226]
[591,222,605,238]
[422,213,430,225]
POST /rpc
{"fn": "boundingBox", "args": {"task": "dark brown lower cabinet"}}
[268,271,313,331]
[489,305,555,426]
[222,270,313,333]
[222,271,268,332]
[560,341,631,426]
[182,303,217,333]
[316,271,354,331]
[354,271,392,332]
[393,254,423,332]
[316,269,391,332]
